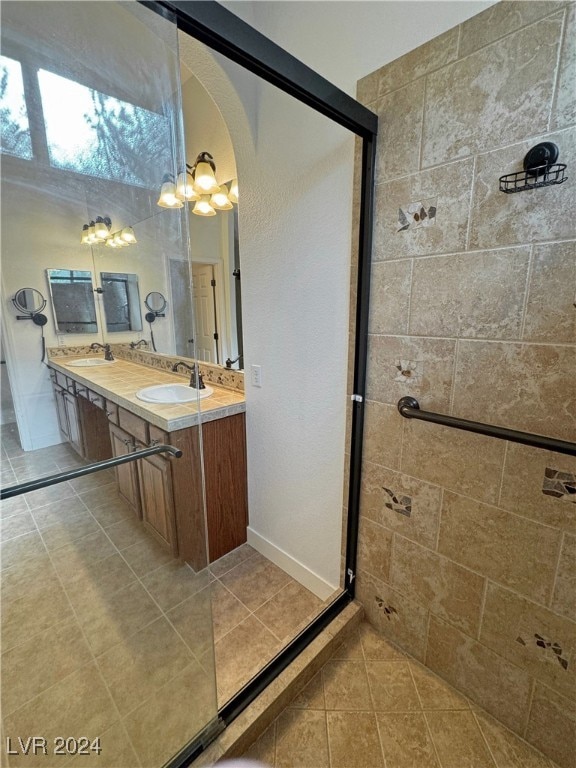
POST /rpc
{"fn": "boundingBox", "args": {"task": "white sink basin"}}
[67,358,115,367]
[136,383,213,404]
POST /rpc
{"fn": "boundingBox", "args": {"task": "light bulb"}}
[86,222,97,244]
[157,177,183,208]
[176,171,199,201]
[94,216,110,240]
[193,161,219,194]
[120,227,137,244]
[228,179,239,204]
[192,195,216,217]
[80,224,90,245]
[211,185,233,210]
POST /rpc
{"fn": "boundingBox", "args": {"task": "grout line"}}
[547,5,568,132]
[464,154,477,252]
[405,257,415,338]
[519,245,535,341]
[434,488,444,553]
[496,440,509,509]
[418,75,427,171]
[523,679,537,739]
[470,710,499,767]
[475,578,490,642]
[368,332,576,348]
[547,531,565,610]
[421,710,447,768]
[448,338,459,415]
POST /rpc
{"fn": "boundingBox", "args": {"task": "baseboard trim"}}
[247,526,337,601]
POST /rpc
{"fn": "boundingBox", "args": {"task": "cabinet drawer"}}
[106,401,119,425]
[149,424,169,445]
[87,391,105,410]
[118,407,149,444]
[55,371,73,391]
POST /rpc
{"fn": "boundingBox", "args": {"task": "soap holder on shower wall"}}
[499,142,567,194]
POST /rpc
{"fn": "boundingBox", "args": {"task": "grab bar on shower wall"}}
[397,397,576,457]
[0,444,183,500]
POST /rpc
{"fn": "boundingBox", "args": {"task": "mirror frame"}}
[143,0,378,757]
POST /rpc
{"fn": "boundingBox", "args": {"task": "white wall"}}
[181,0,495,592]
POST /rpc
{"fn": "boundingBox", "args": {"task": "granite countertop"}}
[48,356,246,432]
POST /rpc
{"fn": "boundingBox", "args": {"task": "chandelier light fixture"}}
[157,151,239,216]
[80,216,137,248]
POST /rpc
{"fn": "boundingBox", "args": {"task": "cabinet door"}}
[53,386,69,440]
[109,422,141,518]
[62,391,84,456]
[138,453,177,554]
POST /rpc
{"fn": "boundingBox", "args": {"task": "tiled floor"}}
[1,423,334,767]
[243,622,560,768]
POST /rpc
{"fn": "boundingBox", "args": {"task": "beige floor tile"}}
[474,712,554,768]
[244,722,276,765]
[88,495,135,529]
[62,553,137,611]
[2,580,73,652]
[209,542,257,578]
[377,712,440,767]
[24,481,76,510]
[360,623,407,661]
[330,628,365,660]
[166,583,215,659]
[425,710,496,768]
[3,664,118,768]
[69,722,140,768]
[123,663,217,768]
[31,497,87,529]
[76,482,125,512]
[1,530,45,571]
[255,580,323,642]
[40,511,100,552]
[409,662,470,710]
[326,711,385,768]
[215,615,281,704]
[1,553,57,604]
[97,616,194,716]
[322,660,372,710]
[290,672,325,710]
[75,580,162,657]
[0,495,29,519]
[366,661,421,712]
[101,516,147,551]
[50,530,117,578]
[120,535,173,577]
[68,469,116,494]
[1,511,36,541]
[219,554,292,611]
[1,619,92,715]
[141,560,211,612]
[275,708,329,768]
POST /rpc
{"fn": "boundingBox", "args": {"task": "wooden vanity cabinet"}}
[76,391,113,462]
[51,375,85,457]
[107,406,248,569]
[109,422,142,519]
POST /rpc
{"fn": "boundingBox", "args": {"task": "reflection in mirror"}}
[144,291,167,314]
[12,288,46,315]
[100,272,142,333]
[46,269,98,334]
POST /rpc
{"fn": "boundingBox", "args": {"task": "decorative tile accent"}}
[542,468,576,502]
[397,198,437,232]
[383,487,412,517]
[516,633,570,671]
[394,359,422,385]
[375,595,399,622]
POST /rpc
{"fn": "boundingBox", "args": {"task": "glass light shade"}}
[105,238,119,248]
[193,161,219,194]
[192,195,216,217]
[228,178,239,204]
[113,232,128,247]
[157,179,183,208]
[211,186,233,210]
[120,226,137,244]
[94,217,110,239]
[176,171,200,201]
[80,225,90,245]
[86,223,97,244]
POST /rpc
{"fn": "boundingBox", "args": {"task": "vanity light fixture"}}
[80,217,137,248]
[158,151,239,215]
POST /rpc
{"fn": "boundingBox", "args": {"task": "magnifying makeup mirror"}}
[12,288,49,361]
[143,292,167,351]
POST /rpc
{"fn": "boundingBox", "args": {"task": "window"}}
[38,68,170,186]
[0,55,33,159]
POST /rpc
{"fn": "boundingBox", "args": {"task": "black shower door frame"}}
[141,1,378,763]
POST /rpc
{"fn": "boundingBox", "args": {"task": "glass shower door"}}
[0,3,218,766]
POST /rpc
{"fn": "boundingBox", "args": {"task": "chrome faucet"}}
[171,361,205,389]
[129,339,148,349]
[90,342,114,361]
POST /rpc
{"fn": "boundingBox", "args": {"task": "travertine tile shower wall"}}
[352,3,575,767]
